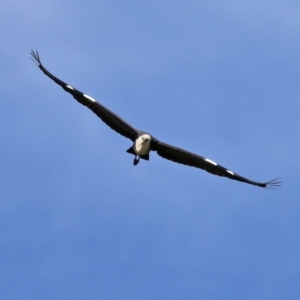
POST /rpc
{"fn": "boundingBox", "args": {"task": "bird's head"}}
[140,133,151,144]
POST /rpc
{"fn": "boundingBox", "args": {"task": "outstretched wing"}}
[31,50,139,142]
[151,139,281,188]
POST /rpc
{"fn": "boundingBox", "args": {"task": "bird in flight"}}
[30,50,280,188]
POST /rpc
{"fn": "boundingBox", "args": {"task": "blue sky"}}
[1,1,300,299]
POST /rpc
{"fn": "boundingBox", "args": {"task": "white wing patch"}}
[205,158,217,166]
[226,170,234,176]
[83,94,96,103]
[66,85,74,90]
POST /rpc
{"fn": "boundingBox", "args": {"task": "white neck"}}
[134,134,151,156]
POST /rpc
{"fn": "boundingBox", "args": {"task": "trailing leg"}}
[133,156,140,166]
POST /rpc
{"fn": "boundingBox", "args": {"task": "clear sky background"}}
[1,1,299,299]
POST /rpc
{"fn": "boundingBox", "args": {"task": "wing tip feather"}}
[30,50,41,66]
[262,177,281,189]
